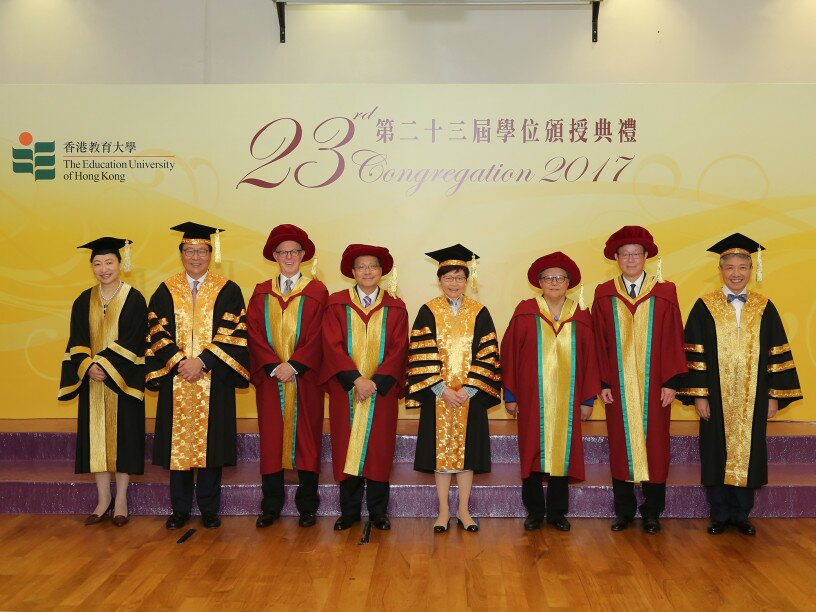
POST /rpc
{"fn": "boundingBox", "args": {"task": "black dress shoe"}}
[256,512,280,528]
[734,519,756,536]
[165,512,191,530]
[201,513,221,529]
[84,499,114,526]
[334,515,361,531]
[707,520,727,535]
[298,512,317,528]
[548,517,571,532]
[457,518,479,532]
[433,518,451,533]
[610,515,632,532]
[370,515,391,531]
[523,517,543,531]
[642,516,661,534]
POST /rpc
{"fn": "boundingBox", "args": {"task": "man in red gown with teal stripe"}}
[247,224,328,529]
[320,244,408,532]
[591,226,687,534]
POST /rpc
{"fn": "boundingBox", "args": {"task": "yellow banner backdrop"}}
[1,84,813,420]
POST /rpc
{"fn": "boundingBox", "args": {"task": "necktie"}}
[283,279,293,296]
[629,283,637,299]
[192,280,199,303]
[363,295,372,308]
[727,293,747,303]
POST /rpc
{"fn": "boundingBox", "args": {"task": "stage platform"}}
[1,420,814,518]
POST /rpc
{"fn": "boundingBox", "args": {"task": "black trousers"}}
[706,484,756,523]
[522,473,569,521]
[339,476,389,518]
[612,478,666,519]
[170,467,222,515]
[261,470,320,515]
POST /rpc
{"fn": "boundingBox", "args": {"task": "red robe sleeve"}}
[319,292,408,394]
[247,279,328,388]
[652,281,688,388]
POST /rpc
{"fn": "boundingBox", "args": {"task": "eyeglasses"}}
[353,264,381,271]
[539,275,569,285]
[275,249,304,258]
[618,251,646,260]
[440,275,467,284]
[182,248,210,258]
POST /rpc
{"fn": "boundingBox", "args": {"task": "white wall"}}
[1,0,814,84]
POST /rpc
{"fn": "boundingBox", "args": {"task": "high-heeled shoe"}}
[433,518,451,533]
[457,517,479,533]
[84,499,114,526]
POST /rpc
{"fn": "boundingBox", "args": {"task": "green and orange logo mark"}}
[12,132,56,180]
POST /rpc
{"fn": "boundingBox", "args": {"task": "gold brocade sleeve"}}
[406,305,443,399]
[145,285,185,387]
[199,283,250,385]
[465,308,501,399]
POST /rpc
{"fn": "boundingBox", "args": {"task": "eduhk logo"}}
[12,132,56,180]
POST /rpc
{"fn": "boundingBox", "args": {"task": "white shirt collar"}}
[622,271,646,296]
[356,286,380,303]
[279,271,302,287]
[186,272,207,289]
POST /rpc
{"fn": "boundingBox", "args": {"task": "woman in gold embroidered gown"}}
[407,244,501,533]
[59,237,147,526]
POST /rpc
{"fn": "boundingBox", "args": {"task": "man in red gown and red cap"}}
[246,224,328,528]
[591,226,687,534]
[502,252,601,531]
[319,244,408,532]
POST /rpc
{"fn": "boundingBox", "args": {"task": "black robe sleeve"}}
[58,289,94,401]
[764,300,803,410]
[464,307,501,406]
[678,298,710,403]
[405,305,443,409]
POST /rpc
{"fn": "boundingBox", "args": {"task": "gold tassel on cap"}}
[756,246,763,283]
[122,240,132,273]
[311,257,319,279]
[469,254,478,292]
[387,264,398,296]
[578,283,585,309]
[213,229,222,264]
[656,256,664,283]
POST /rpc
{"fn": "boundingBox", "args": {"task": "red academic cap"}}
[262,224,316,262]
[527,251,581,289]
[340,244,394,278]
[603,225,659,260]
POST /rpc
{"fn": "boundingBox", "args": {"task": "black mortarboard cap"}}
[424,244,479,267]
[77,237,129,255]
[706,233,764,256]
[170,221,225,241]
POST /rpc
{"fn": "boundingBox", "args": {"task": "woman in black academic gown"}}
[407,244,501,533]
[58,237,147,526]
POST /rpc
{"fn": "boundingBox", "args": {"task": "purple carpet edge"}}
[2,432,814,465]
[1,481,814,519]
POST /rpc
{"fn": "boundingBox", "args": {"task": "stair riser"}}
[3,433,814,465]
[2,482,814,518]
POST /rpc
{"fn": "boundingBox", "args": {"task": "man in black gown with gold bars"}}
[679,233,803,536]
[146,222,250,530]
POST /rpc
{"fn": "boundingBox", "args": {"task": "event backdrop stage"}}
[1,84,814,421]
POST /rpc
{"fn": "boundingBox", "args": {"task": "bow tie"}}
[727,293,747,303]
